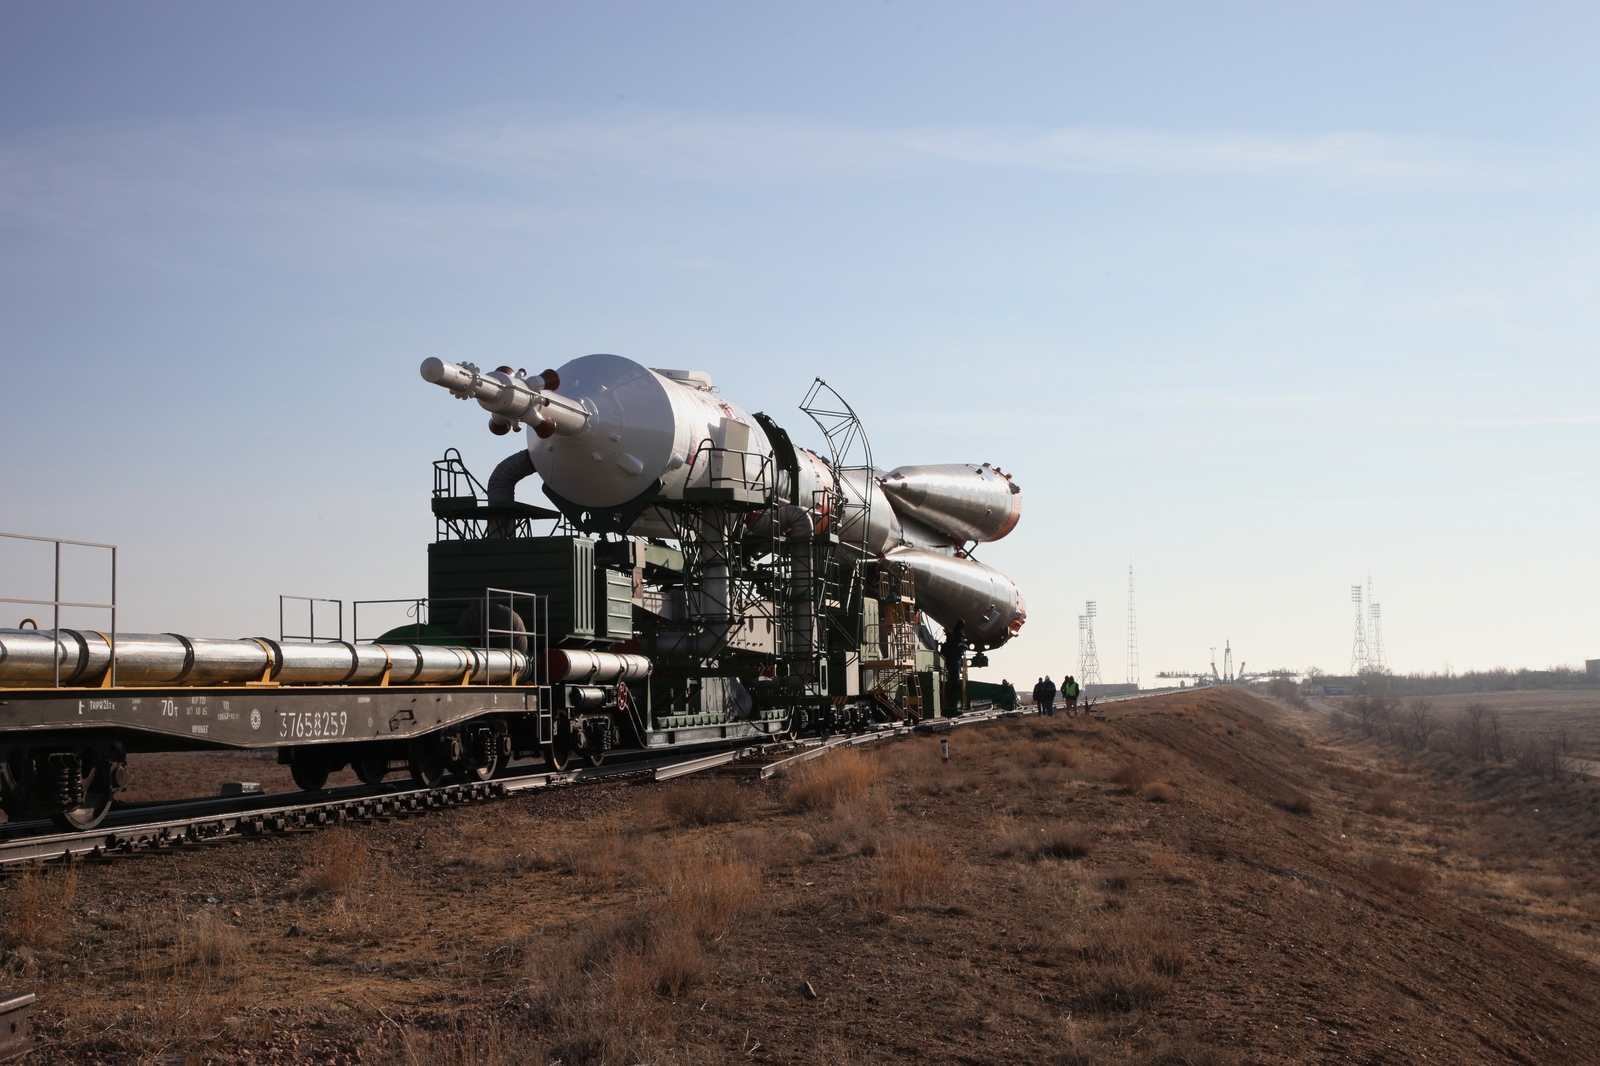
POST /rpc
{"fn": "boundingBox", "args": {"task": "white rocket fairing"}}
[421,354,1028,646]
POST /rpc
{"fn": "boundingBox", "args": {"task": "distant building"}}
[1308,675,1361,697]
[1589,659,1600,681]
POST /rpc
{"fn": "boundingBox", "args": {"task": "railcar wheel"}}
[354,755,389,786]
[288,750,330,792]
[583,748,605,769]
[459,730,504,783]
[49,759,118,832]
[408,737,447,788]
[543,730,574,772]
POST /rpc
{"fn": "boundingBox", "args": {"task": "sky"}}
[1,2,1597,685]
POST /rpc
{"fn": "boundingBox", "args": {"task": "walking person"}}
[1041,674,1057,717]
[941,620,969,715]
[1062,674,1081,714]
[999,678,1018,711]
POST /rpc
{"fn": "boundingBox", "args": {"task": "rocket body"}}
[421,353,1029,646]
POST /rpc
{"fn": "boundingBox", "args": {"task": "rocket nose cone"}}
[879,473,928,507]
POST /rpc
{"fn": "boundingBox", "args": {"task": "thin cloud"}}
[423,109,1547,186]
[0,109,1568,221]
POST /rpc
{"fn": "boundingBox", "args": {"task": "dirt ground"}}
[1395,688,1600,758]
[7,688,1600,1064]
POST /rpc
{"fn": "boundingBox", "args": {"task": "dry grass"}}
[1367,855,1434,893]
[999,822,1095,861]
[784,748,881,811]
[1110,758,1154,794]
[1059,911,1190,1014]
[722,827,815,871]
[1367,788,1400,817]
[300,828,370,896]
[542,818,669,891]
[1008,738,1079,769]
[1149,848,1196,885]
[810,798,890,856]
[1268,788,1314,815]
[868,838,953,913]
[522,843,766,1028]
[187,910,247,971]
[663,850,763,941]
[1,865,78,950]
[655,778,748,827]
[1141,781,1176,803]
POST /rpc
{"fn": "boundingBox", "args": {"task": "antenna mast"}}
[1126,565,1139,688]
[1350,585,1369,675]
[1079,601,1101,686]
[1367,576,1386,673]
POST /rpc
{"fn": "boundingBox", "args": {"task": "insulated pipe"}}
[545,649,652,684]
[487,449,537,508]
[565,685,611,709]
[0,629,528,688]
[486,448,538,538]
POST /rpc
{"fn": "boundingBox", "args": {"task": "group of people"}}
[1027,674,1081,716]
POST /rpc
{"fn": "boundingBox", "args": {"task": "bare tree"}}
[1548,728,1575,780]
[1375,699,1404,746]
[1461,702,1488,762]
[1408,698,1437,752]
[1352,696,1378,737]
[1485,709,1505,762]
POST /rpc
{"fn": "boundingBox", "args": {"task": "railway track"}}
[0,740,784,869]
[0,699,1153,871]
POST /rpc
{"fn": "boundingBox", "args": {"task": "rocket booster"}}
[880,464,1021,544]
[421,353,1029,646]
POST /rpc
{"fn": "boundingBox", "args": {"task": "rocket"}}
[421,354,1026,647]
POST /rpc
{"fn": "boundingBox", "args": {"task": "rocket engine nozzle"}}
[420,357,590,437]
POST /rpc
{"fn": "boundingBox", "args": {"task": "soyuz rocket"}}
[421,354,1026,648]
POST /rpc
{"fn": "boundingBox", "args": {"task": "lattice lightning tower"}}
[1350,585,1369,675]
[1126,566,1140,687]
[1367,576,1386,673]
[1079,600,1102,686]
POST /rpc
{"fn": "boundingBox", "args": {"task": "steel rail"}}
[0,745,764,870]
[0,697,1161,868]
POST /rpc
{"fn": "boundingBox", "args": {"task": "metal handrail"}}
[683,439,773,497]
[479,588,546,687]
[350,598,429,644]
[279,596,343,644]
[0,531,117,687]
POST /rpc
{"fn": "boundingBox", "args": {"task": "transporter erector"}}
[0,354,1024,831]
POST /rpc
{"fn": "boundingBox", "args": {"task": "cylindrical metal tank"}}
[422,354,777,509]
[885,547,1027,647]
[545,649,652,684]
[564,685,611,709]
[836,468,903,553]
[879,463,1022,544]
